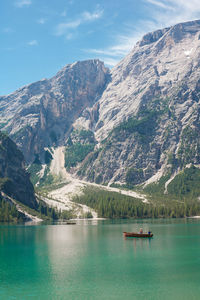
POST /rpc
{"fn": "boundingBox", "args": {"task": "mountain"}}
[0,19,200,193]
[0,60,110,162]
[0,132,37,208]
[72,20,200,186]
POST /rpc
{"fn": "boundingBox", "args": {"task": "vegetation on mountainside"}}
[0,178,10,190]
[0,197,26,222]
[177,126,200,167]
[65,130,96,169]
[111,101,172,140]
[65,143,95,169]
[28,150,54,187]
[143,173,171,197]
[144,166,200,201]
[167,165,200,198]
[113,109,158,140]
[126,168,144,186]
[0,183,57,222]
[77,149,101,179]
[74,129,96,143]
[27,162,43,185]
[28,164,200,221]
[0,192,75,223]
[75,105,172,184]
[37,166,55,187]
[72,186,200,219]
[0,131,24,160]
[0,131,37,209]
[163,125,200,171]
[0,131,63,222]
[44,150,53,164]
[73,162,200,219]
[36,200,75,220]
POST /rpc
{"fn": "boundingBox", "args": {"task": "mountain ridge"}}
[0,19,200,191]
[72,19,200,185]
[0,59,110,162]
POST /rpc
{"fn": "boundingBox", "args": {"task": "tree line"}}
[0,198,26,222]
[72,187,200,219]
[0,196,75,223]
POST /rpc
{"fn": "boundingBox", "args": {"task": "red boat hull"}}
[123,232,153,238]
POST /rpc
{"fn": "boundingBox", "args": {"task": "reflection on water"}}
[0,219,200,299]
[124,237,152,254]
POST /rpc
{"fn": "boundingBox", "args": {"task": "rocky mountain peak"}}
[138,19,200,48]
[0,59,110,162]
[169,19,200,41]
[89,19,200,142]
[70,20,200,185]
[52,59,108,82]
[1,19,200,187]
[138,28,170,47]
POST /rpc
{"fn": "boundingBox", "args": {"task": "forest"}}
[0,195,75,223]
[0,198,26,222]
[72,186,200,219]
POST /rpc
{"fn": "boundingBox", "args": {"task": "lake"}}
[0,218,200,300]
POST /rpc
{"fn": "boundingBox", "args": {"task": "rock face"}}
[0,132,37,208]
[73,20,200,184]
[1,20,200,186]
[0,60,110,162]
[89,20,200,141]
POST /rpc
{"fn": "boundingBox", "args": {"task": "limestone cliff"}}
[1,20,200,188]
[72,20,200,185]
[0,60,110,162]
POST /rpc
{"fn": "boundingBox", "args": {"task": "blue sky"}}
[1,0,200,95]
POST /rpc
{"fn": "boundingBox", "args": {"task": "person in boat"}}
[139,228,143,234]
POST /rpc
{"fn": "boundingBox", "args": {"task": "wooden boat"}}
[123,232,153,238]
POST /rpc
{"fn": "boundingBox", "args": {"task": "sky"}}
[1,0,200,95]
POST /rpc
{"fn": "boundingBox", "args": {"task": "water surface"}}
[0,218,200,299]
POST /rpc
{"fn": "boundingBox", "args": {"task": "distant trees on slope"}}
[72,186,200,219]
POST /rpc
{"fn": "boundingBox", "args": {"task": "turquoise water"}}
[0,219,200,300]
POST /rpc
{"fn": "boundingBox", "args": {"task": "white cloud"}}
[82,10,103,21]
[170,0,200,11]
[87,36,139,58]
[85,42,138,67]
[54,8,103,37]
[85,0,200,67]
[55,20,81,36]
[85,26,150,67]
[27,40,38,46]
[144,0,200,26]
[103,58,120,67]
[145,0,174,10]
[15,0,31,8]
